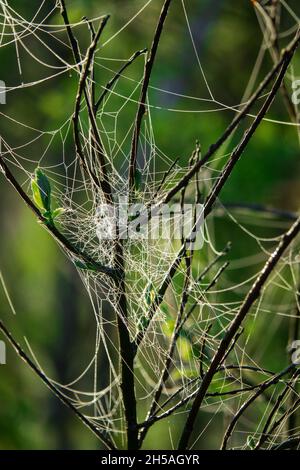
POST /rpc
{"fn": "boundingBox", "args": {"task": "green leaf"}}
[144,282,156,307]
[31,168,51,212]
[36,168,51,211]
[52,207,65,219]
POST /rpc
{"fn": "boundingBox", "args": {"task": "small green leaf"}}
[36,168,51,211]
[177,336,192,361]
[246,435,256,449]
[74,260,97,272]
[162,316,175,337]
[31,168,51,212]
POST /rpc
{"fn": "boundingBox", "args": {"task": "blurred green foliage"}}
[0,0,300,449]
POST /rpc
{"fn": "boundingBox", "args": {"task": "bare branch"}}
[255,369,300,449]
[0,318,115,450]
[72,15,114,204]
[203,45,300,219]
[136,30,300,345]
[178,214,300,449]
[128,0,173,195]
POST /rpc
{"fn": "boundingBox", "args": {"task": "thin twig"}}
[60,2,112,201]
[0,151,117,279]
[199,323,213,379]
[178,214,300,449]
[161,29,300,205]
[221,364,296,450]
[138,254,191,446]
[255,369,300,449]
[254,0,298,123]
[128,0,173,195]
[59,0,82,69]
[149,157,180,204]
[95,49,147,111]
[203,44,300,219]
[219,202,298,221]
[150,364,275,422]
[114,233,138,449]
[138,371,279,430]
[73,15,114,204]
[262,390,300,445]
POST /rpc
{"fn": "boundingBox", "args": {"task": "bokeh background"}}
[0,0,300,449]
